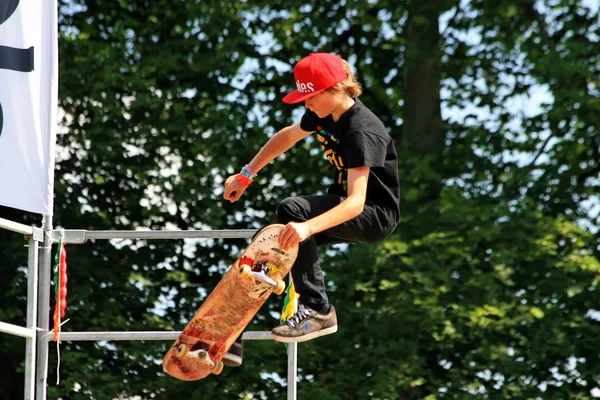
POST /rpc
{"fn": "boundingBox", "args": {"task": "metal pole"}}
[0,322,35,338]
[52,229,257,244]
[0,217,36,236]
[24,237,39,400]
[45,330,272,342]
[287,274,298,400]
[287,343,298,400]
[36,215,53,400]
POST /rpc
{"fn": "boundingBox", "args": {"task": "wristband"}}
[235,173,253,188]
[244,164,258,177]
[240,168,255,180]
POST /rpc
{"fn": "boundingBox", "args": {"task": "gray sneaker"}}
[222,341,243,367]
[271,304,338,343]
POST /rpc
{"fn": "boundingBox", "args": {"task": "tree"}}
[0,0,598,399]
[313,0,600,398]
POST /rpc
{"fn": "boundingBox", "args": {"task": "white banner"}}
[0,0,58,215]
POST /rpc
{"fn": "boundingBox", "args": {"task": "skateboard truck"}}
[238,262,286,295]
[176,344,224,375]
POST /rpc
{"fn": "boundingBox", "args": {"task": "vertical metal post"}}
[36,215,53,400]
[287,274,297,400]
[287,342,298,400]
[24,237,39,400]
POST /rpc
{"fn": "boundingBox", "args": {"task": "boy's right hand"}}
[223,174,247,203]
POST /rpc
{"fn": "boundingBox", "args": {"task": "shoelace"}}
[286,305,312,328]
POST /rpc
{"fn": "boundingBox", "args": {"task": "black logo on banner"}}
[0,0,35,138]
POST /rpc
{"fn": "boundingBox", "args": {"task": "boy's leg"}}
[271,194,392,342]
[226,198,394,356]
[277,195,391,308]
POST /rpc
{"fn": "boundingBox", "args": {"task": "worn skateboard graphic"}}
[162,224,299,381]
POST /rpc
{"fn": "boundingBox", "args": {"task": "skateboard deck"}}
[162,224,299,381]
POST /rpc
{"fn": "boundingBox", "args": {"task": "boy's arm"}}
[224,122,312,202]
[247,122,313,173]
[278,166,370,249]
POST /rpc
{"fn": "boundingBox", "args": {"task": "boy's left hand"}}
[278,222,312,250]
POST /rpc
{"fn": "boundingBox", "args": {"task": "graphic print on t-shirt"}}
[315,125,348,191]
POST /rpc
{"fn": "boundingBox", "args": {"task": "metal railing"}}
[0,217,298,400]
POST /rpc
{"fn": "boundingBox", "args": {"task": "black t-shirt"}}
[300,98,400,223]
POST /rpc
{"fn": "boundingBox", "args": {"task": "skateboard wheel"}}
[213,360,224,375]
[239,264,251,279]
[273,280,286,295]
[176,344,189,359]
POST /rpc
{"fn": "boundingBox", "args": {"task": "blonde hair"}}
[329,59,362,98]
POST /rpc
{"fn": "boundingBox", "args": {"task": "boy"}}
[222,52,400,366]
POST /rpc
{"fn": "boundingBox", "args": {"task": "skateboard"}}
[162,224,299,381]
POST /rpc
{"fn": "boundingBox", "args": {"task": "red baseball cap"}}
[282,53,347,104]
